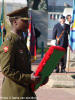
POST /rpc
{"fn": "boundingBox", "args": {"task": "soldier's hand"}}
[31,72,41,85]
[56,38,60,44]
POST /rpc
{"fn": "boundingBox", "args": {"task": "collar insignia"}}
[3,46,8,53]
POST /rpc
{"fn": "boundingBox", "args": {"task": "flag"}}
[69,0,75,51]
[0,0,4,46]
[1,0,4,21]
[0,22,4,46]
[31,46,65,91]
[27,10,36,61]
[0,21,2,46]
[30,23,36,61]
[27,10,31,50]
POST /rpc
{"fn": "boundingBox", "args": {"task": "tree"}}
[32,0,41,10]
[28,0,48,10]
[38,0,48,10]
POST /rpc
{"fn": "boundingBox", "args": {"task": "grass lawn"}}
[37,48,49,54]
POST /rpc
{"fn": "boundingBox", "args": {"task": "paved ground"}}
[36,88,75,100]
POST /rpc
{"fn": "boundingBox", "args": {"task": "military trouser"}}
[56,52,67,72]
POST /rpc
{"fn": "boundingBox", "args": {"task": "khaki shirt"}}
[0,32,36,99]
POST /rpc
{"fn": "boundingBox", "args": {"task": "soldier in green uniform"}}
[0,7,41,100]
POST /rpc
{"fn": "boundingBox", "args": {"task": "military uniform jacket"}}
[53,23,69,49]
[0,32,36,100]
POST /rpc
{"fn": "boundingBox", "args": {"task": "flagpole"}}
[67,46,70,72]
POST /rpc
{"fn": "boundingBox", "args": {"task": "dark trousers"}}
[56,52,67,71]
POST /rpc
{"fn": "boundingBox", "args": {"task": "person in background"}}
[66,15,72,25]
[34,27,41,49]
[53,15,69,73]
[65,14,72,34]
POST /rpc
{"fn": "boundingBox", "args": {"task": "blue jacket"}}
[53,23,69,49]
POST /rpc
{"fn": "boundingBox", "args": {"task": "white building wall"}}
[63,8,73,17]
[48,0,72,6]
[0,0,27,16]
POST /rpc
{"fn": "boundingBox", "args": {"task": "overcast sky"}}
[0,0,27,4]
[48,0,73,6]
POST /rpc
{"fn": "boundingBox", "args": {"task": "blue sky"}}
[48,0,73,6]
